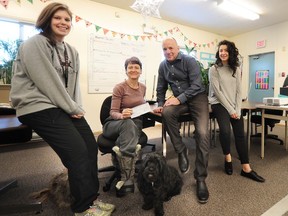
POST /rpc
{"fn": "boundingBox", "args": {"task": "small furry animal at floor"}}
[30,169,73,208]
[137,152,183,216]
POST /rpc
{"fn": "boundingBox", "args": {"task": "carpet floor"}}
[1,123,288,216]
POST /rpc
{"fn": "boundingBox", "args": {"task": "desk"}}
[0,108,42,215]
[256,104,288,159]
[241,100,261,151]
[144,111,216,157]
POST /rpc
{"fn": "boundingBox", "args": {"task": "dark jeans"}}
[103,118,142,157]
[211,103,249,164]
[18,108,99,213]
[162,92,210,181]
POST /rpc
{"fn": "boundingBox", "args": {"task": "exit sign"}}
[256,40,266,48]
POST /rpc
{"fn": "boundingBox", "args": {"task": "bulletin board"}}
[87,35,146,93]
[255,70,269,90]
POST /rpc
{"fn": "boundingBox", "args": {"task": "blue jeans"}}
[211,103,249,164]
[162,92,210,181]
[18,108,99,213]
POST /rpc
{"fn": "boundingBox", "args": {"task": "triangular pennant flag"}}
[26,0,33,3]
[184,36,188,41]
[134,36,139,41]
[127,35,131,41]
[40,0,51,2]
[147,36,152,40]
[85,21,92,27]
[75,16,82,22]
[14,0,21,5]
[120,34,125,39]
[95,25,101,32]
[103,29,109,35]
[141,36,146,41]
[111,31,117,37]
[164,31,168,36]
[168,29,173,34]
[0,0,9,9]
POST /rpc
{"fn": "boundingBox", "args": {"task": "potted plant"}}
[0,39,22,84]
[185,45,210,93]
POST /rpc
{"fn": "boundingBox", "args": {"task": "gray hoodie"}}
[10,34,84,117]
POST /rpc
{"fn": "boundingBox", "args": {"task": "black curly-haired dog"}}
[137,152,183,216]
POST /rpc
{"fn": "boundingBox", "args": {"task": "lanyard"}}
[55,44,70,88]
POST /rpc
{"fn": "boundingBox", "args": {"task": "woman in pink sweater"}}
[102,56,146,197]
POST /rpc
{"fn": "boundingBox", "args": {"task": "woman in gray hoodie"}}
[10,2,115,216]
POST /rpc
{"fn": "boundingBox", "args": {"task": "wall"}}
[0,0,222,132]
[231,21,288,98]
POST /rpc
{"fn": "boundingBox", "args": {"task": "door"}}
[248,52,275,102]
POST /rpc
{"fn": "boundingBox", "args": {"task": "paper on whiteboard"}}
[131,102,151,118]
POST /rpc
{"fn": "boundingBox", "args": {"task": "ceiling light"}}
[130,0,165,18]
[217,0,260,21]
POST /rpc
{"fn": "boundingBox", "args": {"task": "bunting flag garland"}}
[0,0,9,9]
[0,0,218,49]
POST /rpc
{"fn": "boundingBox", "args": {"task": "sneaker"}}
[92,200,116,213]
[74,205,111,216]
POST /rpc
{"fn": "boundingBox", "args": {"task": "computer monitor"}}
[283,75,288,87]
[280,76,288,96]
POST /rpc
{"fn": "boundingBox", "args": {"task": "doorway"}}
[248,52,275,102]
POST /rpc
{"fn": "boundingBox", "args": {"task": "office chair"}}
[250,109,284,145]
[97,96,156,192]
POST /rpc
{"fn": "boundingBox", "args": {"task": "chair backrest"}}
[265,109,283,127]
[100,96,112,125]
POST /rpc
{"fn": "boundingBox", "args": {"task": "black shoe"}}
[240,170,265,183]
[116,181,135,197]
[178,147,190,173]
[224,160,233,175]
[196,181,209,204]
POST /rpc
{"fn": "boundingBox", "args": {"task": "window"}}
[0,19,38,84]
[0,19,38,41]
[0,19,39,63]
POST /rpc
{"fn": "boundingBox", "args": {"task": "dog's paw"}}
[142,202,153,210]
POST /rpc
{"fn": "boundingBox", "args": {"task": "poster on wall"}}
[255,70,269,90]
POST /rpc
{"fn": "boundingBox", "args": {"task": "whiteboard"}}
[88,35,146,93]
